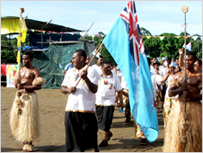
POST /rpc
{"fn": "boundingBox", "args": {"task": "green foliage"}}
[191,39,202,59]
[79,32,116,63]
[87,30,202,63]
[1,34,30,63]
[140,27,152,36]
[94,32,115,63]
[144,37,162,58]
[159,36,179,60]
[100,46,115,63]
[1,34,17,63]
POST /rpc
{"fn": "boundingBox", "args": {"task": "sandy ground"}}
[1,87,165,152]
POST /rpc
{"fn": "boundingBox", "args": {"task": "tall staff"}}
[17,8,25,70]
[181,5,189,143]
[75,43,103,87]
[181,5,189,77]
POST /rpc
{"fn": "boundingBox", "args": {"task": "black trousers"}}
[96,105,115,132]
[65,112,98,152]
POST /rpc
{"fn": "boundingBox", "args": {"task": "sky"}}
[1,1,202,36]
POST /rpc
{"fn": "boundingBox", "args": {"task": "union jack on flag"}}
[120,1,145,66]
[103,1,158,142]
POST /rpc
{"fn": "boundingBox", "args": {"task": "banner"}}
[6,65,18,87]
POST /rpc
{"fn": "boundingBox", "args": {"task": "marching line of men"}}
[10,48,202,152]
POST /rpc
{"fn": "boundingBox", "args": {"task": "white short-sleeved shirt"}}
[96,72,122,106]
[61,66,99,112]
[121,76,128,90]
[116,71,128,90]
[91,64,102,75]
[151,72,162,99]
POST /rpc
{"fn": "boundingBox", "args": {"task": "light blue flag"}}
[102,1,159,142]
[182,42,192,51]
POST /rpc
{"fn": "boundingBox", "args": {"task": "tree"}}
[140,27,152,36]
[158,33,183,60]
[2,28,201,64]
[191,34,202,59]
[1,34,18,63]
[143,36,162,58]
[1,34,30,63]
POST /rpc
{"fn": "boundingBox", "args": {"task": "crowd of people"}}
[9,48,202,152]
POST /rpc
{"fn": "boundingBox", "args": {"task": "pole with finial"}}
[18,8,25,69]
[181,5,189,145]
[181,5,188,77]
[16,8,25,116]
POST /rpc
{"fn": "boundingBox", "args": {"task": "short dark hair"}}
[23,51,33,59]
[99,55,103,58]
[74,49,87,61]
[100,61,111,67]
[153,61,160,66]
[111,62,117,67]
[96,55,103,60]
[186,50,197,60]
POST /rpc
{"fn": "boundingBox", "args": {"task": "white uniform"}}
[96,72,122,106]
[91,64,102,75]
[61,66,99,112]
[151,72,162,100]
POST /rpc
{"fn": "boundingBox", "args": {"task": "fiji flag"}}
[103,1,158,142]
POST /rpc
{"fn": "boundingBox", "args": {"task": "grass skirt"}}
[10,91,40,142]
[163,100,202,152]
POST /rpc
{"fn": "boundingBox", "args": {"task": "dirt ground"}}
[1,87,165,152]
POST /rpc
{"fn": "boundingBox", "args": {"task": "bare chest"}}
[20,69,35,84]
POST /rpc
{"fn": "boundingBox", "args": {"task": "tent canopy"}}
[30,41,95,88]
[1,16,83,34]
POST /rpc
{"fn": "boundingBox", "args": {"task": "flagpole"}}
[15,8,25,114]
[75,43,103,87]
[181,5,189,144]
[83,22,94,39]
[18,8,24,71]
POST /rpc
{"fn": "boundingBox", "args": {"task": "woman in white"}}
[163,63,178,127]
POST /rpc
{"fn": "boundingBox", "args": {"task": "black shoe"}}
[125,116,131,122]
[140,138,148,146]
[107,131,113,141]
[99,140,108,147]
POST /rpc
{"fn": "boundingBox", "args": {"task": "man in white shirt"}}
[95,61,123,147]
[91,54,103,75]
[61,49,99,152]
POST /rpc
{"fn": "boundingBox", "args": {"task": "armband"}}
[32,77,46,86]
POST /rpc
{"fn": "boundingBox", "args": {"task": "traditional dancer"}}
[163,50,202,152]
[10,51,45,152]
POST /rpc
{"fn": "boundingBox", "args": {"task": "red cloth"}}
[1,64,7,76]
